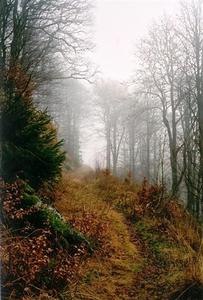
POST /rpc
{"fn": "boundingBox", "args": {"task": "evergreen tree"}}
[1,67,65,188]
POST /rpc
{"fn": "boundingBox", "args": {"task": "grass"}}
[2,171,203,299]
[54,171,203,300]
[55,172,142,299]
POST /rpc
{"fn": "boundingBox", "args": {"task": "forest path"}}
[55,171,144,299]
[55,171,203,299]
[67,165,94,182]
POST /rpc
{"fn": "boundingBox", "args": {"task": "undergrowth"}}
[53,171,203,299]
[0,179,92,299]
[1,171,203,299]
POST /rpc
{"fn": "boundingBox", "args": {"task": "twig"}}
[174,282,197,300]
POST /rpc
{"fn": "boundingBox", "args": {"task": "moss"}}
[135,220,176,263]
[22,182,35,194]
[19,186,93,253]
[22,192,41,208]
[131,261,146,273]
[41,207,93,253]
[83,269,100,284]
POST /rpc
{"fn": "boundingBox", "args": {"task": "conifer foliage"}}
[1,94,65,187]
[1,65,65,187]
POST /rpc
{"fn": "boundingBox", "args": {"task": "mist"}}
[1,0,203,299]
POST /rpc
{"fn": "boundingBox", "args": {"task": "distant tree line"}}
[41,78,89,168]
[0,0,92,187]
[94,0,203,218]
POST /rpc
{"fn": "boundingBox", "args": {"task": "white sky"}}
[82,0,179,166]
[92,0,179,81]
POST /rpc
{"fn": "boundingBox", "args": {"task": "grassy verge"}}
[54,171,203,299]
[1,171,203,299]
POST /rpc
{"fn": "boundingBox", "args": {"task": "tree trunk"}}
[129,118,135,180]
[106,118,111,170]
[146,116,150,181]
[198,93,203,204]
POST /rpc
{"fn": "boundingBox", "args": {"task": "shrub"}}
[137,178,167,216]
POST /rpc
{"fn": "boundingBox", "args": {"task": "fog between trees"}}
[52,0,202,218]
[2,1,203,299]
[0,0,203,218]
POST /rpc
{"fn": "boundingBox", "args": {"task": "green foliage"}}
[22,193,41,208]
[82,269,100,284]
[41,206,92,250]
[2,180,92,253]
[1,95,65,187]
[135,220,175,264]
[22,182,35,194]
[1,179,94,296]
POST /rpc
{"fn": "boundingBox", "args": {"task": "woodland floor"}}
[53,169,203,300]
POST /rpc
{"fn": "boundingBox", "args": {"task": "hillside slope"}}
[54,171,203,300]
[1,171,203,299]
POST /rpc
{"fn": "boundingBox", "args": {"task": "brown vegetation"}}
[1,171,203,299]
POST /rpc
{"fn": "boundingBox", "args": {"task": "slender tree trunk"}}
[112,118,117,176]
[129,118,135,180]
[162,109,178,196]
[153,133,157,181]
[146,117,150,181]
[106,118,111,170]
[170,146,178,196]
[198,93,203,203]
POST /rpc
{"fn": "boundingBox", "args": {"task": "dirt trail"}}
[56,171,203,300]
[68,165,93,182]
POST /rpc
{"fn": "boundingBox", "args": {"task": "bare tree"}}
[94,80,127,175]
[0,0,93,93]
[124,95,162,182]
[136,17,184,195]
[178,0,203,209]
